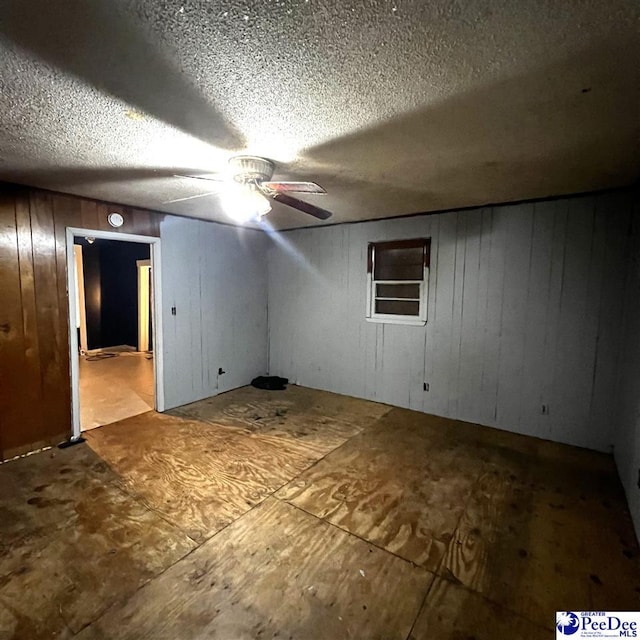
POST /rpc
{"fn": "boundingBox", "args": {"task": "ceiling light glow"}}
[221,183,271,223]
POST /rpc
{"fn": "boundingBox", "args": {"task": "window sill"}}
[365,316,426,327]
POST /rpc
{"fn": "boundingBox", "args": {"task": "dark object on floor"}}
[251,376,289,391]
[86,352,118,361]
[58,437,86,449]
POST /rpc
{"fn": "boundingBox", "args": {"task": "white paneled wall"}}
[160,217,268,409]
[268,192,634,452]
[614,198,640,538]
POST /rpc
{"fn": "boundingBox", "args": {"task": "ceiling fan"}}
[166,155,332,223]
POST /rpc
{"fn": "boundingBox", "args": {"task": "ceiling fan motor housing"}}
[229,155,274,185]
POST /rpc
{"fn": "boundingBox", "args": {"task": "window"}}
[366,238,430,325]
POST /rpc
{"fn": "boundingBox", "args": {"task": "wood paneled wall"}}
[2,180,635,463]
[0,183,162,459]
[614,194,640,539]
[159,216,269,410]
[268,191,635,452]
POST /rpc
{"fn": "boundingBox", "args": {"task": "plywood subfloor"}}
[1,385,638,640]
[86,385,389,541]
[0,444,195,639]
[171,383,390,442]
[278,407,640,629]
[74,498,431,640]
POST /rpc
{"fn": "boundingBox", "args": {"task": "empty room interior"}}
[0,2,639,639]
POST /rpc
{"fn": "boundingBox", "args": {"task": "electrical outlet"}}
[541,404,549,415]
[423,382,429,392]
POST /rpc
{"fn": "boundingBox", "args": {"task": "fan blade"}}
[272,193,332,220]
[173,173,227,183]
[163,190,221,204]
[262,181,326,194]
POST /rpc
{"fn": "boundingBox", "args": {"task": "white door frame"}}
[73,244,89,354]
[65,227,165,440]
[136,259,152,352]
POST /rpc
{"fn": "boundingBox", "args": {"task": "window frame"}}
[366,238,431,326]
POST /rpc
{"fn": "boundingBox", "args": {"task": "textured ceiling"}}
[0,0,638,230]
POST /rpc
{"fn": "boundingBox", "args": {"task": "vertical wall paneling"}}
[163,216,202,404]
[463,208,492,422]
[14,193,44,449]
[80,198,100,230]
[430,212,458,418]
[456,209,482,423]
[592,193,633,447]
[52,197,79,391]
[30,191,65,435]
[422,214,440,414]
[341,225,362,398]
[479,207,506,426]
[613,192,640,540]
[0,189,34,456]
[0,184,168,458]
[550,197,596,446]
[539,199,569,441]
[495,204,534,430]
[1,182,268,457]
[448,212,466,419]
[268,192,635,452]
[0,189,69,455]
[159,217,268,410]
[518,200,555,438]
[582,199,608,436]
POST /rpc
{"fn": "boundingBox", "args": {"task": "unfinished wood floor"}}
[0,386,638,639]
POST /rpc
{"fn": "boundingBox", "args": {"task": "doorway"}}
[66,228,164,439]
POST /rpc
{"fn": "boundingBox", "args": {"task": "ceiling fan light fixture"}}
[221,183,272,223]
[171,155,332,221]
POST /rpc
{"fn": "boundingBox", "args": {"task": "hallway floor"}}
[0,385,638,639]
[79,351,154,431]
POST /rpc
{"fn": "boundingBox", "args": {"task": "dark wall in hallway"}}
[79,238,102,349]
[77,238,150,350]
[101,240,150,349]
